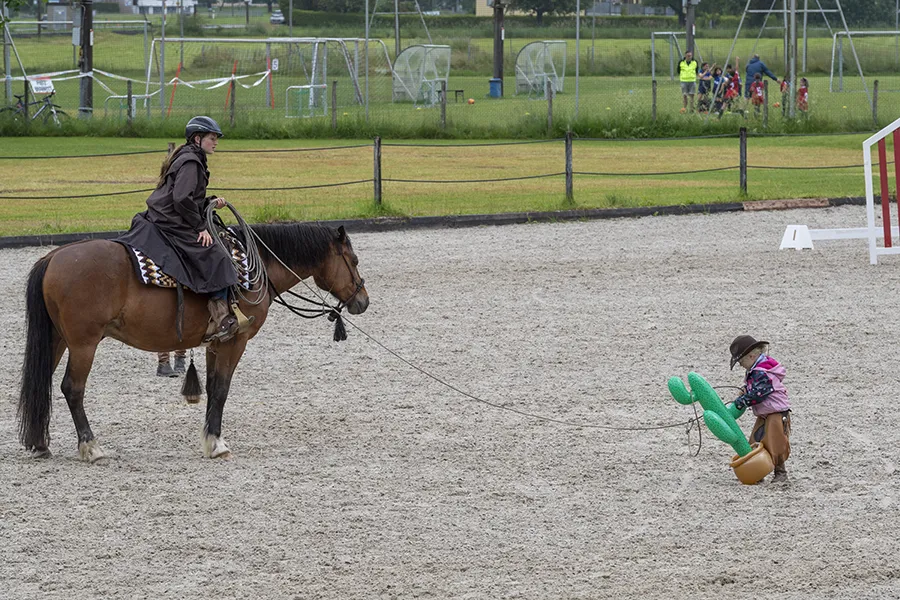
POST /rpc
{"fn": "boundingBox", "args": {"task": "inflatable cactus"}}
[668,371,752,457]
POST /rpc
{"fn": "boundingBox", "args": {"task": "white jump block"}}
[780,225,814,250]
[780,225,900,251]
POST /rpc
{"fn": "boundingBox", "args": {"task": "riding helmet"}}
[185,116,224,143]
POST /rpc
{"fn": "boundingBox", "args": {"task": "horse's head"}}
[314,226,369,315]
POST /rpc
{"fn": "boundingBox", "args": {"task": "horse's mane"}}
[249,223,336,269]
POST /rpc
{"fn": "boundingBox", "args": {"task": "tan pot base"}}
[730,442,775,485]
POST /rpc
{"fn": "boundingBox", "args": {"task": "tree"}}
[507,0,578,26]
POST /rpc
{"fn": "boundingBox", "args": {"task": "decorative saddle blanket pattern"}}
[130,229,252,291]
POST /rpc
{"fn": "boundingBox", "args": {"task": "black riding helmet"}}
[185,116,224,143]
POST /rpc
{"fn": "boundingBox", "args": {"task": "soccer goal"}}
[830,31,900,93]
[145,37,392,118]
[650,32,704,82]
[391,44,451,106]
[514,41,566,97]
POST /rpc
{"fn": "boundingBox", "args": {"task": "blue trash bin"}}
[489,78,503,98]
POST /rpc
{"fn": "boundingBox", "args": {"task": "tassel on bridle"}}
[328,310,347,342]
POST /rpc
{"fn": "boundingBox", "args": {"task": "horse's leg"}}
[60,341,106,463]
[202,338,247,459]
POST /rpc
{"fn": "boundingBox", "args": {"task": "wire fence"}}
[0,131,882,203]
[4,13,900,130]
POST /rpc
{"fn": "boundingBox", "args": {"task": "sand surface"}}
[1,205,898,599]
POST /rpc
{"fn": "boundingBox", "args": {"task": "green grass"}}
[0,134,889,237]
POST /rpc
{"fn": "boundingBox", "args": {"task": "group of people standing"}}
[678,52,809,117]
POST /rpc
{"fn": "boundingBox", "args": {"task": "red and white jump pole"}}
[865,116,900,264]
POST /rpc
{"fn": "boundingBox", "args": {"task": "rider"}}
[117,116,246,343]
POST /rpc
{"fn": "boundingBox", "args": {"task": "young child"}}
[729,335,792,482]
[749,73,765,114]
[797,77,809,113]
[724,58,742,112]
[780,79,790,116]
[697,62,712,113]
[712,66,728,116]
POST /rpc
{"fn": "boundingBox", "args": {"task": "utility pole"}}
[79,0,93,118]
[289,0,293,37]
[684,0,696,54]
[394,0,400,57]
[3,1,12,102]
[788,0,797,118]
[492,0,504,94]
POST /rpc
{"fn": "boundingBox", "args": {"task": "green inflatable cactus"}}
[668,371,752,457]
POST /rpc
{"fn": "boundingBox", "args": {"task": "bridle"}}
[268,239,365,341]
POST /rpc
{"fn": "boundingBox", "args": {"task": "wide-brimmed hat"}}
[729,335,768,369]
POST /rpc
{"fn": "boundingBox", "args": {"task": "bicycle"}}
[0,91,69,126]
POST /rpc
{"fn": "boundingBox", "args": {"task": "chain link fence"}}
[4,11,900,131]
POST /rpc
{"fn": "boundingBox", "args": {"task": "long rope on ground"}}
[249,225,702,435]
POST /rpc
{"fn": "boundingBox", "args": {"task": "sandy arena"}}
[1,205,898,599]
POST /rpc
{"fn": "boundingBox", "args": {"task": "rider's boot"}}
[202,297,239,343]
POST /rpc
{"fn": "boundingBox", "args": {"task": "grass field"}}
[0,134,889,237]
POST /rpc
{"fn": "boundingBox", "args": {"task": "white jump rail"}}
[865,115,900,264]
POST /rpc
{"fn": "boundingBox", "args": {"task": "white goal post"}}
[515,40,567,96]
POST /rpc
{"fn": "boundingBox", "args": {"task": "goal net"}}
[515,40,566,96]
[391,45,451,106]
[146,37,393,118]
[830,32,900,93]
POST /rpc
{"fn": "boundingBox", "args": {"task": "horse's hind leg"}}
[61,342,106,463]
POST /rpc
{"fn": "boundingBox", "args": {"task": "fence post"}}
[739,127,748,196]
[126,80,133,126]
[873,79,879,127]
[229,79,236,127]
[762,80,769,130]
[565,131,573,202]
[440,80,447,130]
[331,80,338,131]
[651,80,657,122]
[23,78,28,121]
[546,78,553,133]
[373,136,382,206]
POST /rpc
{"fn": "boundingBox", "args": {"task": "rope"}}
[204,202,268,306]
[0,188,155,200]
[575,166,737,177]
[384,172,564,184]
[249,226,703,435]
[383,139,564,147]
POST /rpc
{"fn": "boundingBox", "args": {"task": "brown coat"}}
[115,144,239,294]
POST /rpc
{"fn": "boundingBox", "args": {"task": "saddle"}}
[128,228,252,291]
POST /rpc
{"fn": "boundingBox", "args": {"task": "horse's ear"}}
[337,225,347,243]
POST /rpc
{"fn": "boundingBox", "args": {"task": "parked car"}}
[270,10,285,24]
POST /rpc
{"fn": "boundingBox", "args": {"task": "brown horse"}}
[17,223,369,461]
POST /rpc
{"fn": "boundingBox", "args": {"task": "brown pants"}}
[157,349,187,364]
[750,411,791,468]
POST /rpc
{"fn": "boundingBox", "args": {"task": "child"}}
[749,73,765,114]
[724,58,742,113]
[711,66,728,116]
[797,77,809,113]
[729,335,792,482]
[697,62,712,113]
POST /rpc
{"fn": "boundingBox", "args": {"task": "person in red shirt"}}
[797,77,809,113]
[749,73,765,114]
[779,79,789,116]
[723,57,742,112]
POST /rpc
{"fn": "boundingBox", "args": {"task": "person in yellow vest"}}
[678,50,699,113]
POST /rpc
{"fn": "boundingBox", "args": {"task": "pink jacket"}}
[746,355,791,417]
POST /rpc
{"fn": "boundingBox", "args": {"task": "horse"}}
[17,223,369,461]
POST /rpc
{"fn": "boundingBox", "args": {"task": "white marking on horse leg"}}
[202,431,232,459]
[78,440,107,463]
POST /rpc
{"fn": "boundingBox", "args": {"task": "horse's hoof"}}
[202,433,232,459]
[31,447,51,459]
[79,440,107,463]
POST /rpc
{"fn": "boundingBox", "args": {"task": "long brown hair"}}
[156,143,187,188]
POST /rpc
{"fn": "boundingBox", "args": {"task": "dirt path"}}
[2,205,898,599]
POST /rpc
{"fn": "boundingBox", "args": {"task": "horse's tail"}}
[18,257,56,449]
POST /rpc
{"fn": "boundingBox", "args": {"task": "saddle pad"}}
[129,238,252,291]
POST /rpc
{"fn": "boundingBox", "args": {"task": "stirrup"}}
[231,302,255,334]
[202,316,238,343]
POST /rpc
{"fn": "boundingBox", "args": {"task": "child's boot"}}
[772,463,788,483]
